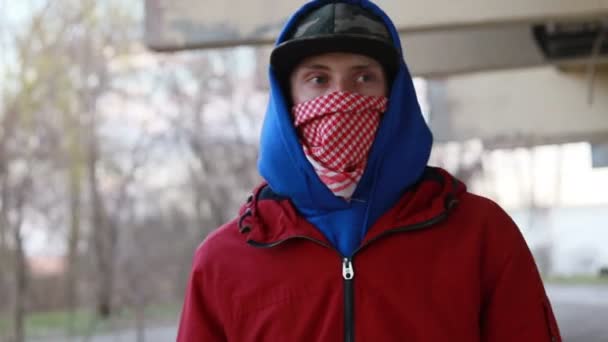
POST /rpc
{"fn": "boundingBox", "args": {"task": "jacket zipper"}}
[340,209,452,342]
[247,204,454,342]
[343,257,355,342]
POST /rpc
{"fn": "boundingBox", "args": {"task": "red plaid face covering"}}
[293,91,389,199]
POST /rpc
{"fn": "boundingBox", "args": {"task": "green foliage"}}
[544,275,608,285]
[0,303,181,338]
[26,309,94,336]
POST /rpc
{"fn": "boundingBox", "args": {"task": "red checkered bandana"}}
[293,91,388,199]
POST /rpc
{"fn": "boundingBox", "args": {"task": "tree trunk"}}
[65,161,82,333]
[0,168,9,316]
[13,220,26,342]
[134,294,146,342]
[62,96,84,334]
[87,113,113,319]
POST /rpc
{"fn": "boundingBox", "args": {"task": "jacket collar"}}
[237,167,465,248]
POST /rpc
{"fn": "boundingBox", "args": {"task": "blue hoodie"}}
[257,0,433,257]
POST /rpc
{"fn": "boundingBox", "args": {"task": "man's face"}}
[289,52,388,105]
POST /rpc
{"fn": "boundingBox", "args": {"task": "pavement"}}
[28,284,608,342]
[547,284,608,342]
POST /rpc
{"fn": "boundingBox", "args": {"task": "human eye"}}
[357,73,377,83]
[308,74,328,85]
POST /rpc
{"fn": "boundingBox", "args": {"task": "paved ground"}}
[30,284,608,342]
[28,325,177,342]
[547,284,608,342]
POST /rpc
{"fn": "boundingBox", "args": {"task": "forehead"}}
[293,52,382,71]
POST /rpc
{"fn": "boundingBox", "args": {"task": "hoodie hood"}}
[257,0,433,256]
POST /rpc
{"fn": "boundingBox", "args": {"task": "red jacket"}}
[177,168,561,341]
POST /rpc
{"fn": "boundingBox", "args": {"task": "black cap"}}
[270,2,400,78]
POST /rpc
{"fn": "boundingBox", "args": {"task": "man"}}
[177,1,562,341]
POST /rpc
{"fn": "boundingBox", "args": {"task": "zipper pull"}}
[342,258,354,280]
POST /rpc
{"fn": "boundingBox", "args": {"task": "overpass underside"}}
[145,0,608,148]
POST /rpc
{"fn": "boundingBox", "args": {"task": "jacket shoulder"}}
[459,192,516,227]
[455,191,528,251]
[191,218,242,272]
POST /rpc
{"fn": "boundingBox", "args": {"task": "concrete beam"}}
[428,68,608,147]
[402,23,547,77]
[145,0,608,49]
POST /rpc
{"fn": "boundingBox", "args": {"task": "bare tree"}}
[9,171,33,342]
[2,2,141,338]
[162,51,261,234]
[53,0,139,320]
[0,3,57,339]
[1,1,270,340]
[0,105,28,341]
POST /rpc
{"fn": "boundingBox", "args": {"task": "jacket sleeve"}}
[177,244,227,342]
[479,201,562,342]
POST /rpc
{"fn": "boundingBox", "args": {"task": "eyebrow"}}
[300,64,331,71]
[299,63,377,71]
[350,64,375,71]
